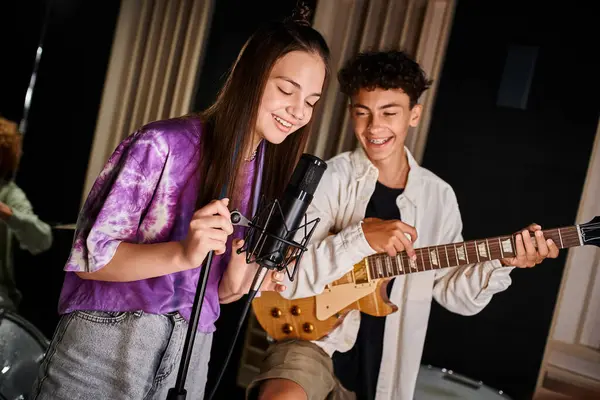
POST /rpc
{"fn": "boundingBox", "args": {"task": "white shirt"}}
[282,146,515,400]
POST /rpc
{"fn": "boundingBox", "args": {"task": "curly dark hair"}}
[338,50,433,108]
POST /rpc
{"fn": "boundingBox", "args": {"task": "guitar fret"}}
[437,246,445,269]
[413,250,418,271]
[409,253,418,272]
[498,237,504,258]
[573,227,583,246]
[485,239,491,261]
[425,247,435,271]
[436,247,442,269]
[372,257,378,278]
[474,241,481,262]
[386,256,392,276]
[448,246,453,267]
[500,236,514,257]
[429,247,435,269]
[431,247,437,268]
[397,254,404,274]
[487,238,500,260]
[419,248,424,271]
[463,242,471,265]
[572,227,582,247]
[558,228,564,248]
[453,244,459,266]
[444,245,451,267]
[455,243,467,265]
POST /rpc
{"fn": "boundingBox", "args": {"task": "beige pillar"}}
[81,0,215,206]
[306,0,456,163]
[534,120,600,399]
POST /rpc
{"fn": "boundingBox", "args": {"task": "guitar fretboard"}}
[365,226,581,280]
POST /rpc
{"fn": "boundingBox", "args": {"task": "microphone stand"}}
[166,251,215,400]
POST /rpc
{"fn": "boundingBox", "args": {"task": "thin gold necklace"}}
[244,149,257,162]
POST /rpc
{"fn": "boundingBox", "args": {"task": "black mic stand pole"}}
[166,250,215,400]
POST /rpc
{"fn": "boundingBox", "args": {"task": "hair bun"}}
[286,1,312,27]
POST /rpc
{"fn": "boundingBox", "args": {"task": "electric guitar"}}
[251,217,600,341]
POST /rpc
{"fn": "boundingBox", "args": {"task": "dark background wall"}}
[1,0,120,337]
[420,1,599,399]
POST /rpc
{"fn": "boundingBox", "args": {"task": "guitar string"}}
[364,228,585,278]
[360,223,598,279]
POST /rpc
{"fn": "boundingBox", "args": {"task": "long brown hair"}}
[197,11,330,209]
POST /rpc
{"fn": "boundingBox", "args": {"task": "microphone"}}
[206,153,327,400]
[231,153,327,285]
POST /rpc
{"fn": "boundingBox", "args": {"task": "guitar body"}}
[252,267,398,341]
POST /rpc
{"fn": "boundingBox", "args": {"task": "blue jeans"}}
[31,311,212,399]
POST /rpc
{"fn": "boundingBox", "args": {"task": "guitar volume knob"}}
[271,308,282,318]
[291,305,301,316]
[303,322,314,333]
[282,324,294,334]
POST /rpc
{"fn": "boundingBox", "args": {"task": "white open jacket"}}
[282,146,515,400]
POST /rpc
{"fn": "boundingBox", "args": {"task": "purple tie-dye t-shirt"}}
[58,116,262,333]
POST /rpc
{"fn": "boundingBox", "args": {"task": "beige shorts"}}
[246,340,356,400]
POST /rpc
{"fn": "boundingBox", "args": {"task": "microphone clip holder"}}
[230,197,320,281]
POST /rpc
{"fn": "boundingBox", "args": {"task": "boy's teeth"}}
[369,138,389,144]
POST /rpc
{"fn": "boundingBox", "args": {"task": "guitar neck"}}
[365,225,583,279]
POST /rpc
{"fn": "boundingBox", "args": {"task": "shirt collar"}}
[349,145,423,206]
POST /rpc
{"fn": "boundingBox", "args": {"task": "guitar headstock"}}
[580,216,600,247]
